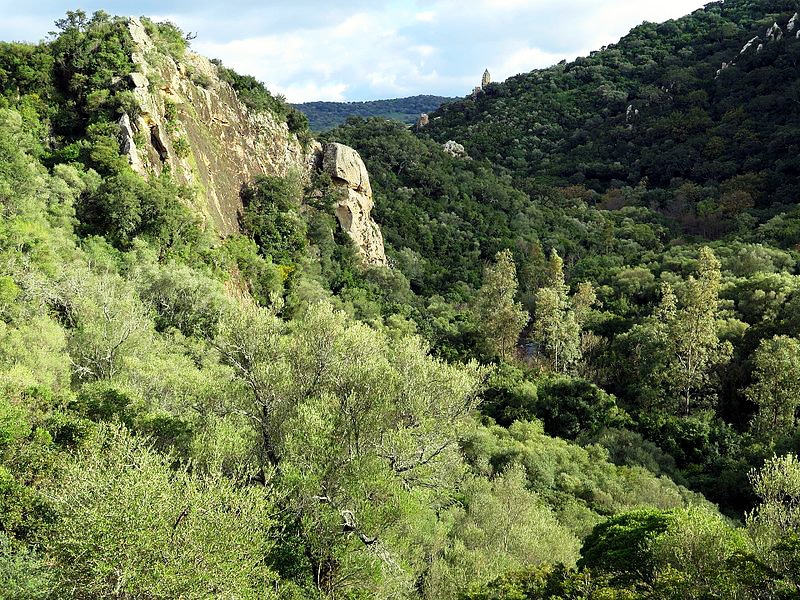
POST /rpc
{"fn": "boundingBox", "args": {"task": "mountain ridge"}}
[293,94,455,130]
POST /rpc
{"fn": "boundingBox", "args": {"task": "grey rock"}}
[323,143,387,266]
[128,71,149,90]
[323,142,372,197]
[442,140,468,159]
[788,13,798,33]
[740,36,760,55]
[766,22,783,41]
[118,113,145,173]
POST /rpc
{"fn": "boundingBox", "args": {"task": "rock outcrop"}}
[322,143,387,266]
[716,14,799,79]
[442,140,469,159]
[118,18,386,266]
[788,13,798,33]
[766,22,783,42]
[122,18,314,236]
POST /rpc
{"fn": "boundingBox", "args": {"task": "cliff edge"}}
[118,17,386,266]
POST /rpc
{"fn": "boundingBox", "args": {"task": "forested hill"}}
[426,0,800,230]
[4,4,800,600]
[293,94,454,130]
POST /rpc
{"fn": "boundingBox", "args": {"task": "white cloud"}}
[282,82,349,103]
[193,8,443,102]
[0,0,711,101]
[186,0,710,101]
[495,46,583,80]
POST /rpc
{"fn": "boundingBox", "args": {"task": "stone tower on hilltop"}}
[472,69,492,97]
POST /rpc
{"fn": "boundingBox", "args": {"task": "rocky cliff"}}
[119,17,386,265]
[322,143,386,266]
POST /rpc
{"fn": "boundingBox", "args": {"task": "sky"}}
[0,0,709,102]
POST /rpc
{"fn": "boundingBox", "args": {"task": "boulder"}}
[323,142,372,197]
[442,140,469,159]
[322,143,387,266]
[739,36,759,56]
[766,22,783,41]
[788,13,798,33]
[118,113,145,173]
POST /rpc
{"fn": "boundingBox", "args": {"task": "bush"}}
[480,363,538,426]
[536,376,629,440]
[579,509,674,585]
[240,173,307,265]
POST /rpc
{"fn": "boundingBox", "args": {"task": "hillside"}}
[1,4,800,600]
[293,94,454,130]
[425,0,800,232]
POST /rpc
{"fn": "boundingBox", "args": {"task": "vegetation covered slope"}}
[323,0,800,541]
[293,94,454,130]
[427,0,800,235]
[2,5,800,600]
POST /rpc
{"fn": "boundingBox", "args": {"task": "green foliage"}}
[78,169,202,251]
[240,172,307,265]
[463,420,705,539]
[59,268,153,382]
[459,564,637,600]
[532,251,595,372]
[48,11,135,139]
[0,533,51,600]
[473,249,529,360]
[215,301,487,595]
[428,467,580,599]
[134,262,230,338]
[612,247,732,416]
[3,5,800,598]
[480,363,539,426]
[44,425,278,599]
[535,377,628,440]
[650,506,749,598]
[747,453,800,545]
[746,335,800,441]
[658,248,732,414]
[172,135,190,158]
[220,234,284,305]
[579,509,674,585]
[141,17,189,61]
[427,1,800,221]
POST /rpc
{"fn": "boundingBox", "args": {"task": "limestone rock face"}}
[415,113,430,131]
[740,36,759,56]
[322,143,387,266]
[118,113,144,173]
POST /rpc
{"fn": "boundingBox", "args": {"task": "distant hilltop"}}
[292,95,456,131]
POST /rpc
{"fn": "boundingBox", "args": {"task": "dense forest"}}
[1,2,800,599]
[292,95,454,131]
